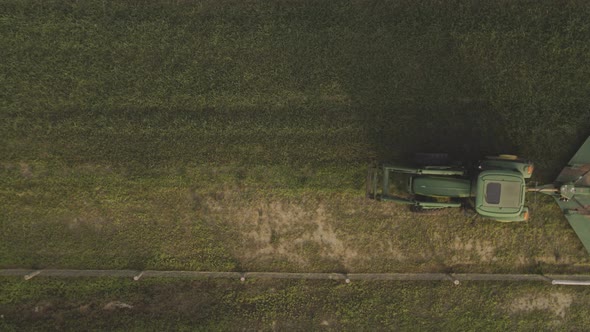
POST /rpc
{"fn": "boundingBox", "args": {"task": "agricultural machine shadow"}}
[358,101,517,164]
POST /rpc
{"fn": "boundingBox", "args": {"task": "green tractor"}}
[367,154,534,222]
[367,137,590,252]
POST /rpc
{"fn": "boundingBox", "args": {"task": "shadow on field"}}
[358,101,517,163]
[327,0,590,170]
[325,2,519,163]
[337,41,518,164]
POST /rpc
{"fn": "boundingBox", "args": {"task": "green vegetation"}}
[2,277,590,331]
[3,0,590,328]
[2,0,590,273]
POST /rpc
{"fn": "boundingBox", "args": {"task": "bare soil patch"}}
[19,162,33,178]
[103,301,134,311]
[510,292,573,318]
[205,191,358,269]
[451,236,496,264]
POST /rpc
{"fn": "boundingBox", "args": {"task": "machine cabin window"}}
[485,182,501,204]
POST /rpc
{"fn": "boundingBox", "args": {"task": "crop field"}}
[2,0,590,329]
[3,277,590,331]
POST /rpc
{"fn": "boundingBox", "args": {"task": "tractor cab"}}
[474,170,528,222]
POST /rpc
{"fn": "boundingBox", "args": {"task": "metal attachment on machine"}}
[560,184,576,201]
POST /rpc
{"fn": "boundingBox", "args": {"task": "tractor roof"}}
[475,170,526,217]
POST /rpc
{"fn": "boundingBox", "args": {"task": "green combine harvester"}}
[367,136,590,252]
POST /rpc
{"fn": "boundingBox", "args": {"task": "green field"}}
[3,277,590,331]
[2,0,590,328]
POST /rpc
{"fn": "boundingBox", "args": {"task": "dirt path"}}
[2,269,590,285]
